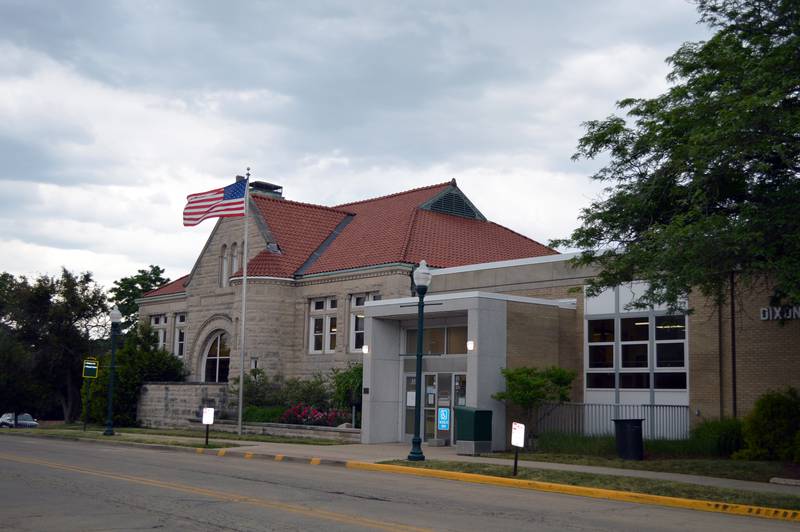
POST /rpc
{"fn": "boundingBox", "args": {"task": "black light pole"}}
[104,305,122,436]
[408,260,431,461]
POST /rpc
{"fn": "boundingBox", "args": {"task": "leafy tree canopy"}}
[110,265,168,331]
[1,269,107,421]
[85,324,185,427]
[551,0,800,309]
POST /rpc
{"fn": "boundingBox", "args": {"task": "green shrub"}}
[688,419,743,458]
[331,363,362,409]
[233,369,286,408]
[283,374,331,410]
[734,388,800,461]
[243,405,285,423]
[536,421,743,459]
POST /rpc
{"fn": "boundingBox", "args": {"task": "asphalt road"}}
[0,435,795,531]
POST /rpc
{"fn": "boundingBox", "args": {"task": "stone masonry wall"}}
[137,382,231,428]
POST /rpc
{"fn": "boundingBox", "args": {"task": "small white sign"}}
[406,391,416,407]
[202,407,215,425]
[511,422,525,448]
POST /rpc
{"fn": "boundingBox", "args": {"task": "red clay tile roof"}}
[302,181,557,274]
[402,209,556,268]
[241,195,351,278]
[154,181,557,283]
[305,182,454,275]
[142,274,189,298]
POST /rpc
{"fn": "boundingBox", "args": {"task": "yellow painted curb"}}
[345,462,800,523]
[274,454,284,461]
[217,449,226,457]
[195,448,204,454]
[309,458,321,465]
[244,452,254,459]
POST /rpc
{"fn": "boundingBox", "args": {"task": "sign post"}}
[202,407,215,447]
[82,358,98,432]
[511,422,525,476]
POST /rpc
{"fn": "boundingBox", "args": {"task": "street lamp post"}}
[408,260,432,461]
[103,305,122,436]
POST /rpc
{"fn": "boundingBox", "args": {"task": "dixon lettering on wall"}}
[760,306,800,321]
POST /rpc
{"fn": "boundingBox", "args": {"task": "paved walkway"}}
[16,429,800,497]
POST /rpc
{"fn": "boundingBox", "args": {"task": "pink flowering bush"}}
[280,403,349,426]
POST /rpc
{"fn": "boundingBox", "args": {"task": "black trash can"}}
[612,418,644,460]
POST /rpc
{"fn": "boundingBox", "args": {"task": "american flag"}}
[183,179,248,227]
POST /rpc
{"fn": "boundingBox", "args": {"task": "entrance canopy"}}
[361,291,576,450]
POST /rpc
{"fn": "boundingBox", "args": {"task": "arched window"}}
[230,242,238,277]
[204,331,231,382]
[220,244,228,287]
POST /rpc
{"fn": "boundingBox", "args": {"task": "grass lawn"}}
[486,452,788,483]
[3,427,232,449]
[28,424,348,446]
[384,459,800,511]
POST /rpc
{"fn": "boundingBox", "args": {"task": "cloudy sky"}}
[0,0,711,289]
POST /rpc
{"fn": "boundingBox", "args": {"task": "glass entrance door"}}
[405,372,467,444]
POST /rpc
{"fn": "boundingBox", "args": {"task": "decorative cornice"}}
[135,292,187,305]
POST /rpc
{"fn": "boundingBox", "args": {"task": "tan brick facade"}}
[690,278,800,422]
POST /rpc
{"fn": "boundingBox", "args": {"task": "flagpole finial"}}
[246,167,251,179]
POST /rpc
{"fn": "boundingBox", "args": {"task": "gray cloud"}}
[0,0,712,284]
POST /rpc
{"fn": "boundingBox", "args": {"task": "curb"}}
[343,462,800,523]
[771,477,800,487]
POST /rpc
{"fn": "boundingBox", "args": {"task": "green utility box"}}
[454,407,493,455]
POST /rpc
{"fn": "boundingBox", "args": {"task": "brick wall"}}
[690,278,800,421]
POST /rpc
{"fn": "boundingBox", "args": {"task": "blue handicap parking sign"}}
[437,408,450,431]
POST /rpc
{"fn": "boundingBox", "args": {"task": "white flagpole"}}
[237,170,251,436]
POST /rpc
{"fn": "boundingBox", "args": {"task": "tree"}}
[552,0,800,310]
[0,327,38,420]
[493,366,576,448]
[110,265,169,331]
[5,269,107,422]
[85,325,185,426]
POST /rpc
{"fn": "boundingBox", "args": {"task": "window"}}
[620,373,650,389]
[349,293,380,352]
[204,331,231,383]
[230,243,238,277]
[585,311,688,392]
[656,315,686,370]
[586,373,614,389]
[150,314,167,350]
[309,297,337,353]
[219,244,229,287]
[587,319,614,369]
[173,313,186,358]
[620,316,648,368]
[404,326,467,355]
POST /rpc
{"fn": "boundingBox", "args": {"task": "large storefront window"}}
[585,310,688,394]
